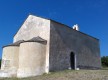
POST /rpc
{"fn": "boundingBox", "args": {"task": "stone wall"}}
[49,21,101,71]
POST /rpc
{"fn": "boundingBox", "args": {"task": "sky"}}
[0,0,108,58]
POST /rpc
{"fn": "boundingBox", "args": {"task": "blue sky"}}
[0,0,108,58]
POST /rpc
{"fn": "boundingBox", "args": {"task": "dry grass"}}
[0,70,108,80]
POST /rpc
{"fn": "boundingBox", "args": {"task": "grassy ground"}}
[0,70,108,80]
[102,67,108,70]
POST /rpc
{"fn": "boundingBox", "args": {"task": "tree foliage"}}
[101,56,108,67]
[0,59,1,68]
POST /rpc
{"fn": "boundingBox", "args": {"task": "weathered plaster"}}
[1,46,19,77]
[17,42,46,77]
[14,15,50,73]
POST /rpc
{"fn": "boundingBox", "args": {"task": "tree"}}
[0,59,1,68]
[101,56,108,67]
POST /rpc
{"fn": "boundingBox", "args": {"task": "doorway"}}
[70,52,75,69]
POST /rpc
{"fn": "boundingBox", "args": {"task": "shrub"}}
[0,59,1,68]
[101,56,108,67]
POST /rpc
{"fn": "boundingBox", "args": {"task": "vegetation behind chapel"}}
[0,59,1,68]
[101,56,108,67]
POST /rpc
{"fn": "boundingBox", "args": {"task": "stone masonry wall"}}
[49,21,101,71]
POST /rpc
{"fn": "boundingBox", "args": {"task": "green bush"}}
[0,59,1,68]
[101,56,108,67]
